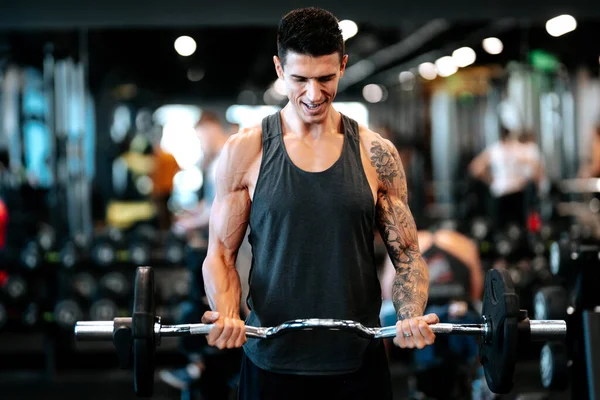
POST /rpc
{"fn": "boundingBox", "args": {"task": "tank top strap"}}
[261,112,282,142]
[339,113,363,165]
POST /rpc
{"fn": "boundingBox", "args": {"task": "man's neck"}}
[281,104,342,140]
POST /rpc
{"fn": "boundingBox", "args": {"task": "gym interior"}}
[0,1,599,399]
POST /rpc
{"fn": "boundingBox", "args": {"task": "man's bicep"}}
[207,190,251,261]
[371,139,419,264]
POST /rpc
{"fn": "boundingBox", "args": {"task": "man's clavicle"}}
[282,129,345,173]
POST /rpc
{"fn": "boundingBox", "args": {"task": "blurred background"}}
[1,0,600,399]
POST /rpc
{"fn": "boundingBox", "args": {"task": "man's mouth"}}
[302,101,325,112]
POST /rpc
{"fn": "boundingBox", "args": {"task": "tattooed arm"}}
[370,139,430,320]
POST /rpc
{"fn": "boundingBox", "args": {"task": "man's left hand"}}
[394,313,439,349]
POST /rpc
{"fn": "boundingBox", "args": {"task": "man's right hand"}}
[201,310,247,349]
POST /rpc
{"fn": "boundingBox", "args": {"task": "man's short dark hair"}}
[277,7,344,67]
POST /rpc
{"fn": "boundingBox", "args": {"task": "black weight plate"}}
[480,268,519,394]
[134,338,154,397]
[133,267,155,397]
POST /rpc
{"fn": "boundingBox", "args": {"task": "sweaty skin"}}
[202,51,437,351]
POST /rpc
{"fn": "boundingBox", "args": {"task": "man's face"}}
[274,51,348,124]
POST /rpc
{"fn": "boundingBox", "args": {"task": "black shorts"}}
[237,342,393,400]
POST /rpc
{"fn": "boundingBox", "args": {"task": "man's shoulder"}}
[357,124,396,154]
[223,124,263,155]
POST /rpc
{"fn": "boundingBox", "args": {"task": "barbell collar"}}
[529,320,567,342]
[75,324,114,340]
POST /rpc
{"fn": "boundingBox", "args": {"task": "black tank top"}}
[243,111,381,374]
[421,243,471,305]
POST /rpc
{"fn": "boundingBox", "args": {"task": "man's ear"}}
[339,54,349,78]
[273,56,284,80]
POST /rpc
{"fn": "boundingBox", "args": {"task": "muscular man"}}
[200,7,438,399]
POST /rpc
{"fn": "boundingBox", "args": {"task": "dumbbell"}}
[71,272,98,300]
[91,234,119,267]
[54,299,84,330]
[128,241,152,266]
[2,274,28,304]
[20,226,59,269]
[60,240,85,269]
[89,298,119,321]
[22,303,40,327]
[534,286,569,321]
[37,226,57,253]
[164,233,185,265]
[127,226,156,266]
[540,341,570,391]
[549,239,600,277]
[20,240,42,270]
[490,223,525,259]
[470,217,492,242]
[494,233,515,258]
[99,271,130,300]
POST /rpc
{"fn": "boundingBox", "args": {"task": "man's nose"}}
[306,80,321,102]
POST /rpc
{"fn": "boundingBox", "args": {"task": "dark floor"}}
[0,334,572,400]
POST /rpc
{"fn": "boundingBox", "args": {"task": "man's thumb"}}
[423,313,440,324]
[201,311,220,323]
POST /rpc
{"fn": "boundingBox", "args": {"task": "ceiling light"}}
[418,62,437,80]
[174,36,197,57]
[435,56,458,77]
[452,47,477,68]
[399,71,416,90]
[482,37,503,55]
[362,84,384,103]
[339,20,358,41]
[546,14,577,37]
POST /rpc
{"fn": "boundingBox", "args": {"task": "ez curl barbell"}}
[74,267,566,397]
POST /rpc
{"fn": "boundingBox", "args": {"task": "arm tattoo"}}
[370,141,399,185]
[371,140,429,320]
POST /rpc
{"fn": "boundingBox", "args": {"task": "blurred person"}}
[380,227,487,399]
[468,121,544,231]
[148,126,180,231]
[200,7,438,399]
[577,123,600,179]
[173,111,230,237]
[160,111,249,398]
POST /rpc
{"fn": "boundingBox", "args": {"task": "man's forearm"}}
[392,253,430,320]
[202,254,242,319]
